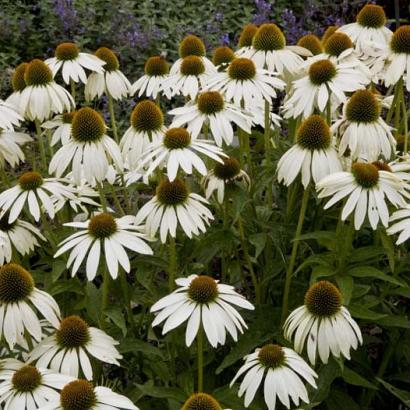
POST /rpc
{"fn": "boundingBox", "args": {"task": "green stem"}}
[70,79,76,101]
[168,235,177,290]
[110,185,125,216]
[264,100,273,205]
[238,216,260,304]
[197,324,204,392]
[221,200,229,282]
[120,270,135,333]
[386,87,400,124]
[326,99,332,125]
[0,168,10,187]
[35,119,47,170]
[108,94,119,144]
[97,182,107,212]
[40,211,57,249]
[394,78,403,136]
[402,86,408,153]
[281,185,310,324]
[101,263,110,328]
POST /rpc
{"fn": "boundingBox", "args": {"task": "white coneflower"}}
[151,274,254,347]
[0,263,60,349]
[135,178,214,243]
[0,129,31,168]
[54,213,153,280]
[5,62,29,113]
[19,59,74,121]
[316,162,407,230]
[283,58,369,119]
[236,24,258,57]
[0,212,45,265]
[277,115,342,188]
[39,379,139,410]
[384,25,410,91]
[0,99,24,130]
[203,156,250,204]
[337,4,392,54]
[388,205,410,244]
[205,57,285,109]
[85,47,131,101]
[169,91,252,146]
[212,46,235,69]
[231,343,318,410]
[49,107,124,185]
[0,171,76,223]
[0,359,74,409]
[297,34,323,56]
[333,89,395,161]
[182,393,229,410]
[242,23,311,77]
[137,127,226,181]
[162,55,217,100]
[132,55,170,98]
[284,281,363,365]
[120,100,165,169]
[46,42,105,84]
[28,315,122,380]
[41,111,75,146]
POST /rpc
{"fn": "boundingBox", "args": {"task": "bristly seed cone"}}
[213,157,241,180]
[24,59,53,86]
[144,56,169,76]
[228,58,256,80]
[324,32,353,57]
[182,392,222,410]
[212,46,235,66]
[71,107,106,143]
[180,56,205,76]
[252,23,286,51]
[305,280,342,317]
[390,25,410,54]
[12,62,28,92]
[352,163,380,188]
[179,35,206,58]
[95,47,119,71]
[197,91,224,115]
[297,115,331,150]
[55,42,80,61]
[345,89,380,123]
[321,26,339,44]
[60,380,97,410]
[308,59,336,85]
[88,213,117,238]
[238,24,258,48]
[56,315,90,349]
[258,344,285,368]
[0,263,34,303]
[131,100,164,132]
[156,178,189,205]
[188,275,218,304]
[356,4,386,28]
[297,34,323,55]
[63,111,75,124]
[372,161,392,173]
[12,366,42,392]
[163,128,191,149]
[18,171,43,190]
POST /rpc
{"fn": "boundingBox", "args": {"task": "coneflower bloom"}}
[388,205,410,244]
[0,359,74,409]
[49,107,123,185]
[333,89,395,161]
[169,91,252,146]
[182,393,228,410]
[297,34,323,56]
[5,62,28,113]
[0,99,24,130]
[284,281,362,365]
[54,213,153,280]
[283,58,368,119]
[242,23,311,77]
[136,127,226,181]
[120,100,165,169]
[236,23,258,57]
[85,47,131,101]
[131,55,170,98]
[41,111,75,146]
[0,263,60,349]
[0,129,31,168]
[277,115,342,188]
[46,42,105,84]
[135,178,213,243]
[151,274,254,347]
[0,171,76,223]
[0,212,45,265]
[322,25,339,45]
[28,315,122,380]
[316,162,406,230]
[203,157,250,203]
[18,59,74,122]
[205,57,285,109]
[231,344,317,410]
[39,379,139,410]
[212,46,235,69]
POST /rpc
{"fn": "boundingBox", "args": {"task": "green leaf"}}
[342,367,377,389]
[299,231,336,250]
[309,359,341,406]
[52,260,67,282]
[249,233,267,258]
[134,383,186,402]
[377,378,410,406]
[120,338,164,358]
[348,305,387,320]
[335,275,353,305]
[325,389,361,410]
[348,266,405,286]
[104,307,127,336]
[378,230,395,272]
[310,265,336,286]
[377,315,410,329]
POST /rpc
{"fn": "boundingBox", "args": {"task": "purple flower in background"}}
[53,0,79,38]
[252,0,273,25]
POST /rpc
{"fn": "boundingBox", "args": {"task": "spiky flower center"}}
[324,32,353,57]
[0,263,34,303]
[346,89,380,123]
[55,43,80,61]
[60,380,97,410]
[197,91,224,115]
[258,344,285,368]
[12,62,28,92]
[308,59,336,85]
[212,46,235,66]
[372,161,392,172]
[213,157,241,180]
[179,35,206,58]
[71,108,105,143]
[19,171,43,190]
[238,24,258,48]
[156,178,189,205]
[228,58,256,81]
[352,163,379,188]
[12,366,42,393]
[322,26,338,44]
[391,26,410,54]
[305,280,342,317]
[62,111,75,124]
[297,34,323,55]
[0,212,15,232]
[144,56,169,76]
[56,316,90,349]
[182,393,222,410]
[180,56,205,76]
[88,213,117,239]
[24,59,53,86]
[131,100,164,132]
[95,47,119,71]
[188,276,218,304]
[356,4,386,28]
[297,115,330,150]
[253,23,286,51]
[164,128,191,149]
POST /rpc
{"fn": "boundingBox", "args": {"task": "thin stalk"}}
[402,87,408,152]
[110,185,125,216]
[168,235,177,290]
[386,88,400,124]
[264,100,273,204]
[35,119,47,170]
[108,94,119,144]
[281,185,310,324]
[40,211,57,249]
[197,324,204,392]
[120,270,135,333]
[221,200,229,282]
[237,216,260,303]
[101,263,110,329]
[70,79,76,101]
[97,182,108,212]
[394,78,403,136]
[326,99,332,125]
[0,168,10,187]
